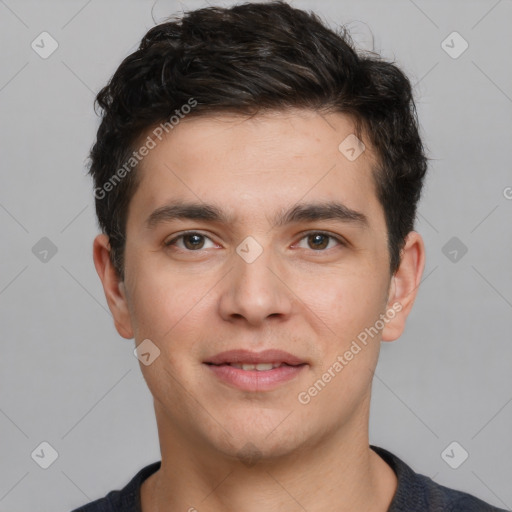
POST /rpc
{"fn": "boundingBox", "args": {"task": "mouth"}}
[203,349,308,391]
[204,348,306,367]
[205,362,306,371]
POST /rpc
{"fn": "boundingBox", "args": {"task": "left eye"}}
[164,231,343,252]
[295,232,343,251]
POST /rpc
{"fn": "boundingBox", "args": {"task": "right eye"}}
[164,231,218,251]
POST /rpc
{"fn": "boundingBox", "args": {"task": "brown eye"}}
[165,232,215,251]
[182,234,205,250]
[307,233,329,250]
[296,232,344,251]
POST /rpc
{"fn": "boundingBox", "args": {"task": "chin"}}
[204,416,311,463]
[214,434,301,466]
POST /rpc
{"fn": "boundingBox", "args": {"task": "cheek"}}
[300,269,387,401]
[298,275,384,416]
[125,259,211,342]
[126,265,212,398]
[308,266,388,343]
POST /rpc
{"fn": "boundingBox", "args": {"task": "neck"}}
[141,402,397,512]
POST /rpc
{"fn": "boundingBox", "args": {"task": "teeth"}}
[230,362,283,371]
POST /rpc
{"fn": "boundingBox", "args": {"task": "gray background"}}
[0,0,511,510]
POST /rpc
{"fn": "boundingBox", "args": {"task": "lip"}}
[204,349,305,366]
[203,349,308,392]
[205,363,307,392]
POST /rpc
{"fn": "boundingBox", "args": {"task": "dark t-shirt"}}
[70,445,507,511]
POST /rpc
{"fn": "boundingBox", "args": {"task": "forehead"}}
[128,109,385,231]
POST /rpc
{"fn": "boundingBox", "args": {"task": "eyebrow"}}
[145,200,369,230]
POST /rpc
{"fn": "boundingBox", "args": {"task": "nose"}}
[217,239,293,326]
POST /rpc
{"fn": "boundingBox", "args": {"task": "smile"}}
[204,362,307,391]
[215,362,288,370]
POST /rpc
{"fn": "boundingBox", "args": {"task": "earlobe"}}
[381,231,425,342]
[92,234,134,339]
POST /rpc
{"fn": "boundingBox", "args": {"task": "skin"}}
[93,108,425,512]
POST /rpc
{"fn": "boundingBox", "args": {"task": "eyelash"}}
[164,231,346,252]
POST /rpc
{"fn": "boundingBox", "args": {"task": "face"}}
[94,109,424,463]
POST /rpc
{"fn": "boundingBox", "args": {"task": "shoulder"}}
[69,461,161,512]
[69,491,117,512]
[413,471,506,511]
[371,445,507,512]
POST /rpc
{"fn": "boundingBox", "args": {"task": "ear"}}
[381,231,425,342]
[92,233,134,339]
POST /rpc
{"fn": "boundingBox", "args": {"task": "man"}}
[72,1,505,510]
